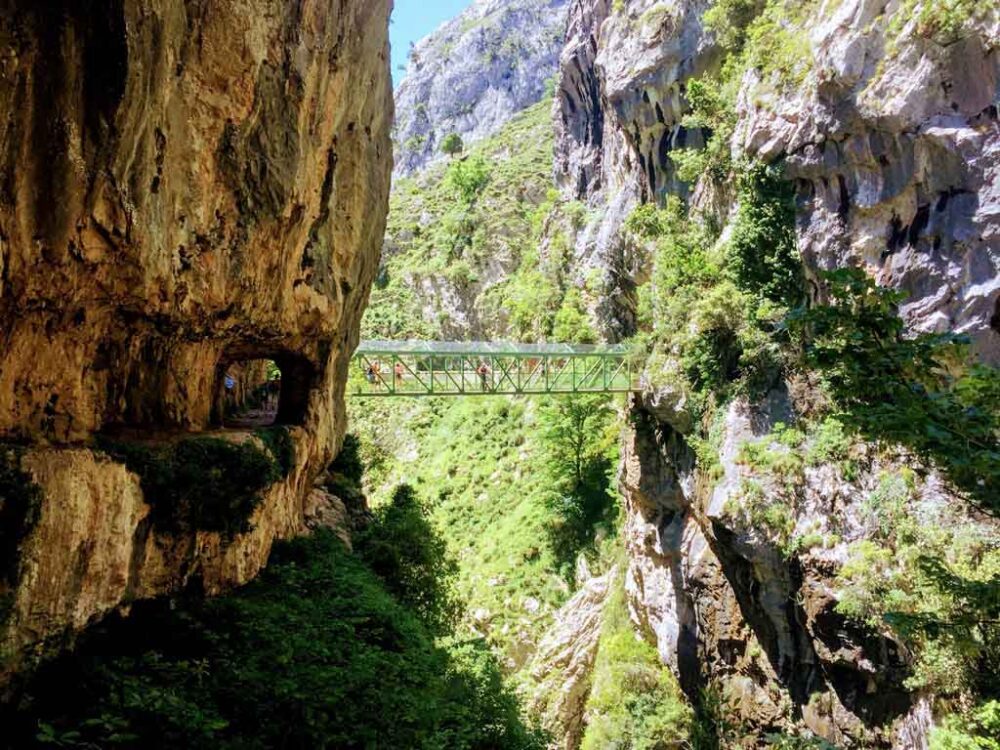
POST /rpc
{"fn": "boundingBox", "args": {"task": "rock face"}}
[393,0,570,177]
[528,568,614,750]
[551,0,999,745]
[738,1,1000,361]
[0,0,392,682]
[619,399,954,746]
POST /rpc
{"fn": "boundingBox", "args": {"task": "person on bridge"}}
[365,363,377,386]
[476,361,490,391]
[394,361,405,385]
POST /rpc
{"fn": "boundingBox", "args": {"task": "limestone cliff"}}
[546,0,999,746]
[0,0,392,683]
[393,0,570,177]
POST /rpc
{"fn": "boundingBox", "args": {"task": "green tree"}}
[539,395,619,572]
[444,155,491,204]
[356,483,461,635]
[440,132,464,157]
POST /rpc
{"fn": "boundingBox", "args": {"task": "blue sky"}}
[390,0,474,84]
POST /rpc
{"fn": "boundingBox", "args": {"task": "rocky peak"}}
[393,0,571,177]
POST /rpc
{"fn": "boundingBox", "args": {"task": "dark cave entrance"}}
[213,350,315,429]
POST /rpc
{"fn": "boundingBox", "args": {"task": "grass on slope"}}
[367,98,590,341]
[350,394,621,682]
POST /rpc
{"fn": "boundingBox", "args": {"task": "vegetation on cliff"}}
[622,1,1000,742]
[96,435,290,537]
[367,98,592,342]
[580,572,692,749]
[6,488,546,749]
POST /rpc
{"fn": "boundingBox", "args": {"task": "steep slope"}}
[393,0,571,176]
[0,0,392,684]
[551,0,1000,747]
[369,99,596,341]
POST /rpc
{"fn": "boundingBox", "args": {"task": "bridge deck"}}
[350,340,639,397]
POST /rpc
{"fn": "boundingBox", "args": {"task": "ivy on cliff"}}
[629,163,800,417]
[97,436,284,537]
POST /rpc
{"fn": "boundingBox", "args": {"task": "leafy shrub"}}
[10,531,546,749]
[703,0,768,51]
[835,471,1000,698]
[675,76,738,182]
[356,483,461,635]
[444,154,491,204]
[726,162,802,307]
[788,268,1000,514]
[930,700,1000,750]
[581,575,692,749]
[98,437,280,536]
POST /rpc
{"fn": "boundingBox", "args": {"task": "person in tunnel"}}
[224,372,236,407]
[266,371,281,412]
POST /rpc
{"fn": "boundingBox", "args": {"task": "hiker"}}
[394,361,405,384]
[476,361,490,391]
[365,363,377,385]
[222,370,236,414]
[267,372,281,412]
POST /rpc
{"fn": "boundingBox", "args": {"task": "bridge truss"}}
[350,340,639,397]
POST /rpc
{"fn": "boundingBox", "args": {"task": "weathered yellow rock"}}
[0,0,392,682]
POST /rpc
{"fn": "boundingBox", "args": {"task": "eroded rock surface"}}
[0,0,392,682]
[551,0,999,745]
[528,567,614,750]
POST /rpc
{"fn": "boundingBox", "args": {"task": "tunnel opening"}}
[214,350,315,429]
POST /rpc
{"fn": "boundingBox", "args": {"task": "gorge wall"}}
[393,0,570,177]
[0,0,392,684]
[541,0,999,747]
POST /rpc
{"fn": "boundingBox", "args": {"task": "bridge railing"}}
[349,341,639,397]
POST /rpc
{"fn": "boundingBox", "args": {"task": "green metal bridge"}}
[350,340,639,397]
